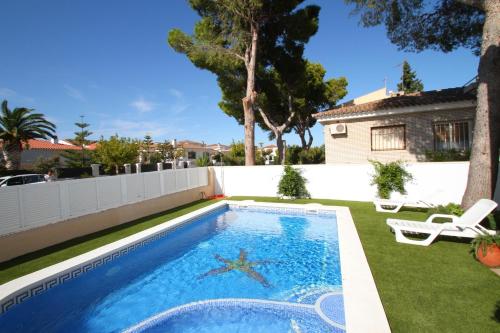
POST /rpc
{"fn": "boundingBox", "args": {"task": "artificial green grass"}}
[0,199,217,285]
[228,196,500,333]
[0,196,498,332]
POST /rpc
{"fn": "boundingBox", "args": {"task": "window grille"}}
[371,125,406,151]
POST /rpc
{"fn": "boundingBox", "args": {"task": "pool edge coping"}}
[335,205,391,333]
[0,200,391,333]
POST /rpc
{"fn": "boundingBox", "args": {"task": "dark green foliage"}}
[168,1,321,159]
[222,141,245,166]
[428,203,465,217]
[33,156,60,174]
[140,134,155,164]
[345,0,484,55]
[93,135,140,174]
[370,160,413,199]
[293,62,348,149]
[285,145,325,165]
[277,165,310,198]
[397,61,423,93]
[60,117,93,168]
[470,233,500,258]
[148,152,164,165]
[424,149,470,161]
[0,100,56,170]
[195,155,211,167]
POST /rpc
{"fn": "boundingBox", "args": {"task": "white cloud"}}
[168,88,183,99]
[130,97,155,113]
[0,87,35,104]
[0,88,17,98]
[168,88,189,114]
[64,84,86,101]
[97,118,185,139]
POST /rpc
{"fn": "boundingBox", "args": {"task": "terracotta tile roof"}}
[313,87,476,120]
[85,142,98,150]
[25,139,82,150]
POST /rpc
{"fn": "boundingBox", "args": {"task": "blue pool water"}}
[0,206,343,332]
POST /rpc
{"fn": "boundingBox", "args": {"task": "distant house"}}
[176,140,214,167]
[313,86,476,163]
[259,144,278,164]
[19,138,96,169]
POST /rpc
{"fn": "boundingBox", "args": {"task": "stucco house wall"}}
[322,107,475,163]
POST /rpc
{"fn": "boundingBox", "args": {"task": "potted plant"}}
[470,233,500,268]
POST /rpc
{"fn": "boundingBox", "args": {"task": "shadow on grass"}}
[0,199,213,273]
[493,301,500,323]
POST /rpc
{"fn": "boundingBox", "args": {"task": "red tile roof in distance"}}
[26,139,82,150]
[313,87,476,120]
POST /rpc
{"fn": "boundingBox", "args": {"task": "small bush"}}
[428,203,465,217]
[425,149,470,162]
[370,160,413,199]
[33,156,60,174]
[195,155,211,167]
[285,145,325,165]
[277,165,310,199]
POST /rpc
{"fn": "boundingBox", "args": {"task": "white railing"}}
[0,168,208,236]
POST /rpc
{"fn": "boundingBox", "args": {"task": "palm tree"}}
[0,100,56,170]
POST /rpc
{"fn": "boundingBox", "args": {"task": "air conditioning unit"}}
[330,123,347,135]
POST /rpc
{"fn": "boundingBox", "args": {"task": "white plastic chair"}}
[374,198,433,213]
[386,199,498,246]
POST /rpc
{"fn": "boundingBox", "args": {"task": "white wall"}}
[213,163,500,206]
[0,168,208,236]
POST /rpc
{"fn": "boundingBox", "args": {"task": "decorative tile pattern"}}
[125,296,345,333]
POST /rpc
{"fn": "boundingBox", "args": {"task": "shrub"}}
[428,203,465,217]
[285,145,325,165]
[425,149,470,161]
[277,165,310,199]
[33,156,60,174]
[195,155,211,167]
[370,160,413,199]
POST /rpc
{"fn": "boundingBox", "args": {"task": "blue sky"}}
[0,0,478,147]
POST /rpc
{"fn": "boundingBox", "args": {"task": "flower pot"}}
[475,243,500,268]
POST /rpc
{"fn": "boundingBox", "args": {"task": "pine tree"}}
[61,116,93,168]
[397,61,424,93]
[141,134,154,164]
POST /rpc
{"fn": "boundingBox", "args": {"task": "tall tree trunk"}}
[305,127,314,150]
[297,126,307,150]
[242,25,258,166]
[462,0,500,208]
[276,132,284,164]
[2,144,22,170]
[295,116,314,150]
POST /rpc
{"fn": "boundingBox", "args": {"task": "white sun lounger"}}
[374,198,433,213]
[386,199,498,246]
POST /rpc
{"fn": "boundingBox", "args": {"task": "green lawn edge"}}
[0,196,498,332]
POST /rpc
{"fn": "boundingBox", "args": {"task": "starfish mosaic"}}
[198,248,272,288]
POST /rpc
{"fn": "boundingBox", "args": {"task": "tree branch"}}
[198,43,246,62]
[257,107,278,131]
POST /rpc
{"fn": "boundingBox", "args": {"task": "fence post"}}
[124,164,131,174]
[136,163,142,174]
[157,162,163,171]
[91,164,100,177]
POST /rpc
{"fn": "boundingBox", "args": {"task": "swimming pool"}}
[0,201,389,332]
